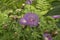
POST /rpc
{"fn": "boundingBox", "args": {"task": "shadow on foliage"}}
[44,6,60,16]
[44,1,60,28]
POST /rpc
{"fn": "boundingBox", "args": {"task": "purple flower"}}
[43,33,52,40]
[24,12,39,27]
[52,15,60,18]
[26,0,33,4]
[19,12,39,27]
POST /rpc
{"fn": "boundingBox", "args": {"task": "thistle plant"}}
[0,0,60,40]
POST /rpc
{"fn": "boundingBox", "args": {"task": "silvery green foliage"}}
[36,0,51,11]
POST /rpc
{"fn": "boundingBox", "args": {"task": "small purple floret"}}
[43,33,52,40]
[52,15,60,18]
[19,18,27,25]
[26,0,33,4]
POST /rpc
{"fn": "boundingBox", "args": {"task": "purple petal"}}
[52,15,60,18]
[43,33,52,40]
[24,12,39,20]
[26,0,33,4]
[19,18,27,25]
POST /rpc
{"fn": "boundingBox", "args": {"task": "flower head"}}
[52,15,60,18]
[43,33,52,40]
[19,12,39,27]
[26,0,33,4]
[24,12,39,27]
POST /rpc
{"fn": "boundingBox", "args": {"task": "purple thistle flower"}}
[26,0,33,4]
[19,12,39,27]
[43,33,52,40]
[19,18,27,25]
[24,12,39,27]
[52,15,60,18]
